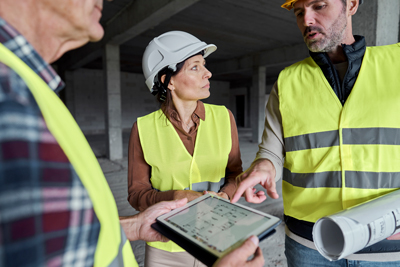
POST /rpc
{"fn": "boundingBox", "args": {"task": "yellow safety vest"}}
[0,44,137,267]
[137,104,231,252]
[278,43,400,223]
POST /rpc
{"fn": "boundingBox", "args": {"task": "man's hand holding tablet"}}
[213,235,265,267]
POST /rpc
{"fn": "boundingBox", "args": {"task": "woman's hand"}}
[173,190,203,202]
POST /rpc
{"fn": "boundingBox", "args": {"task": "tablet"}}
[152,194,281,266]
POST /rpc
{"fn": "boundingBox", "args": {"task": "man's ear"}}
[348,0,359,16]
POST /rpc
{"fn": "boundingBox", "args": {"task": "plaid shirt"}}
[0,16,100,267]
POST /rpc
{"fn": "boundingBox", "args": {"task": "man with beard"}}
[232,0,400,266]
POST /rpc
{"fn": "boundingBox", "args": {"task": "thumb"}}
[163,198,188,211]
[172,198,188,208]
[236,236,259,257]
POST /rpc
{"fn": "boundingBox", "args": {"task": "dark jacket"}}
[310,35,366,105]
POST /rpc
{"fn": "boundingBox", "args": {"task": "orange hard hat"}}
[281,0,363,11]
[281,0,298,10]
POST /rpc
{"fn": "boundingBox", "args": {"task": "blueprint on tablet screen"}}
[164,196,270,252]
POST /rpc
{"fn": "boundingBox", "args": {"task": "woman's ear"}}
[160,74,166,84]
[161,74,175,91]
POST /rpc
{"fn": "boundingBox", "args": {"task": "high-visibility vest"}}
[137,104,231,252]
[278,43,400,223]
[0,43,137,267]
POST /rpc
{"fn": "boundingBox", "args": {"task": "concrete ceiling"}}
[57,0,399,87]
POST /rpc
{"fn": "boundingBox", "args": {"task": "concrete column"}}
[103,44,123,160]
[375,0,400,45]
[250,66,266,143]
[64,71,75,117]
[353,0,400,45]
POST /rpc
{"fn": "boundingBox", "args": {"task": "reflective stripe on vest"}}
[0,44,137,267]
[137,104,231,252]
[284,127,400,189]
[153,178,226,193]
[283,168,400,189]
[285,128,400,152]
[108,227,128,267]
[279,43,400,222]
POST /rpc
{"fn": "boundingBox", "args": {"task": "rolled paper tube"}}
[313,190,400,261]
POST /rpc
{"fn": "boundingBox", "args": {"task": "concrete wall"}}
[229,87,247,124]
[353,0,378,45]
[203,80,231,108]
[353,0,400,45]
[69,69,106,134]
[120,72,159,132]
[229,85,273,129]
[65,69,232,134]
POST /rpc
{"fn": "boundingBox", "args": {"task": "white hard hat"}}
[142,31,217,92]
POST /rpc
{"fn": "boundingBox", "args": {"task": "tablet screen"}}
[161,195,272,253]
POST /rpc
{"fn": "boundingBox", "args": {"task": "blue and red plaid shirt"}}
[0,16,100,267]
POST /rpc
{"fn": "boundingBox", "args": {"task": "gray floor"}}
[89,128,287,267]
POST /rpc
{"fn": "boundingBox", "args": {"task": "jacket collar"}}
[309,35,366,104]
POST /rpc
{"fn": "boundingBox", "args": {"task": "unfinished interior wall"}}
[65,69,231,135]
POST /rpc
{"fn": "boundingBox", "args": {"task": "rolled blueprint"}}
[312,190,400,261]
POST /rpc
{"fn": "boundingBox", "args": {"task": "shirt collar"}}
[0,16,64,92]
[194,101,206,121]
[168,100,206,122]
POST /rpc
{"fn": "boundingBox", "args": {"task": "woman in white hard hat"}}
[127,31,243,266]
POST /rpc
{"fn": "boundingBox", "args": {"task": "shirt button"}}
[187,137,191,140]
